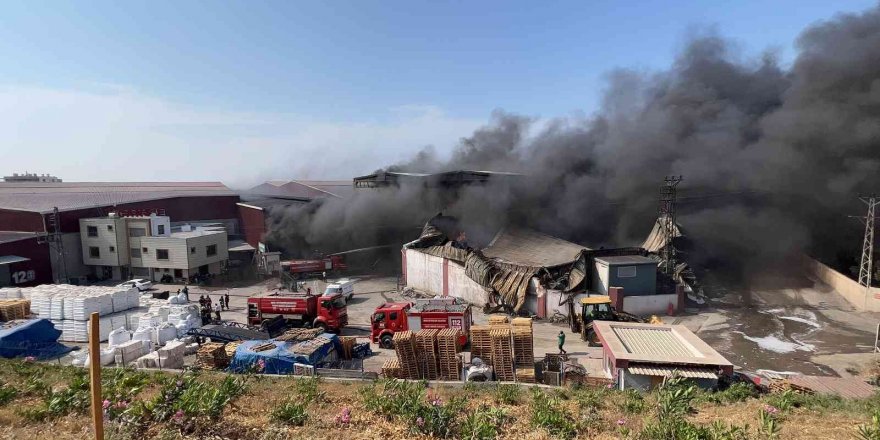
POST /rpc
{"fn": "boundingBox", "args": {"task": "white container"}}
[108,328,131,346]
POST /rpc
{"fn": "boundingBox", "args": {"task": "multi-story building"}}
[80,214,228,282]
[3,173,62,183]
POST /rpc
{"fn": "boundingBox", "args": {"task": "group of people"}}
[197,291,232,324]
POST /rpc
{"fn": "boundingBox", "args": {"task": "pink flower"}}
[102,399,111,410]
[335,407,351,425]
[24,356,35,363]
[616,419,626,426]
[416,416,425,427]
[763,404,779,415]
[606,383,615,389]
[256,359,266,372]
[115,401,128,410]
[172,409,185,422]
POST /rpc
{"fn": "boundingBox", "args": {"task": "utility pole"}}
[658,176,683,277]
[46,207,68,283]
[851,196,880,306]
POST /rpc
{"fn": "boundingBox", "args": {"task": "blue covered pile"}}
[229,333,340,374]
[0,319,72,359]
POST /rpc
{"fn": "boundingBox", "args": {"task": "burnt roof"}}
[482,228,589,268]
[353,170,522,188]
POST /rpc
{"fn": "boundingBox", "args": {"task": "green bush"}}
[699,382,758,405]
[271,399,308,426]
[0,381,18,406]
[358,379,464,438]
[148,373,249,422]
[574,387,608,410]
[460,405,508,440]
[857,410,880,440]
[622,388,647,414]
[493,384,521,405]
[292,377,324,403]
[530,388,576,439]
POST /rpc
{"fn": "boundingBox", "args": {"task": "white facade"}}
[403,248,491,306]
[79,216,228,282]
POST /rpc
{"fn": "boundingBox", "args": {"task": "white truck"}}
[324,279,355,303]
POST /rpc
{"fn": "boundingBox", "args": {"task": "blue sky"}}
[0,1,875,186]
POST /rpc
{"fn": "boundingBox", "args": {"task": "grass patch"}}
[530,388,576,439]
[271,399,308,426]
[493,384,521,405]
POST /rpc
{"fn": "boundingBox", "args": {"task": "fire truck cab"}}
[371,297,471,348]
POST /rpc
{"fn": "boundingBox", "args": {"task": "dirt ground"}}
[133,265,880,378]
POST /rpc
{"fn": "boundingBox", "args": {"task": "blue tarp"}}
[0,319,72,360]
[229,333,339,374]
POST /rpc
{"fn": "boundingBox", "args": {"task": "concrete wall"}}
[404,249,491,306]
[804,256,880,312]
[79,218,125,267]
[593,261,657,296]
[622,293,679,316]
[447,260,490,306]
[140,232,227,270]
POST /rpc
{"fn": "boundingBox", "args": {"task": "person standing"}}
[214,301,221,322]
[218,295,225,311]
[225,291,231,310]
[198,295,206,308]
[558,331,567,354]
[182,285,190,301]
[206,295,212,308]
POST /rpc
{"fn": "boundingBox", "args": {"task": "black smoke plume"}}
[267,6,880,280]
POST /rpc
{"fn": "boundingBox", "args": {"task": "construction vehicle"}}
[281,255,347,279]
[371,297,471,348]
[577,295,651,344]
[247,290,348,332]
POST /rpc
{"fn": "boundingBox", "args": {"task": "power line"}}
[850,197,880,299]
[658,176,683,277]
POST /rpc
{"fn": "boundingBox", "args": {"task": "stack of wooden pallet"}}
[0,299,30,321]
[393,331,421,379]
[490,327,515,381]
[470,325,493,365]
[511,317,534,367]
[275,328,323,343]
[225,341,242,358]
[416,329,440,380]
[382,359,404,379]
[437,328,462,380]
[488,315,509,325]
[195,342,229,370]
[516,367,536,383]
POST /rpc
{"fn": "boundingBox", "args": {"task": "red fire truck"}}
[247,291,348,332]
[281,255,347,279]
[370,298,471,348]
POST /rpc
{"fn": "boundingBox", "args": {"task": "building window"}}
[130,248,141,258]
[206,244,217,257]
[157,249,169,260]
[190,247,196,254]
[87,226,98,237]
[107,225,113,231]
[109,246,115,252]
[158,224,165,235]
[129,228,146,237]
[142,247,148,254]
[617,266,637,278]
[89,247,100,258]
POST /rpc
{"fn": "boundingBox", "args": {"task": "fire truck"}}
[281,255,347,279]
[247,291,348,332]
[370,297,471,348]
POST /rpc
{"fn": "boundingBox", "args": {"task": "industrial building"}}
[402,214,683,317]
[0,181,241,285]
[3,172,62,183]
[353,170,521,189]
[79,215,229,282]
[248,180,354,200]
[593,321,733,390]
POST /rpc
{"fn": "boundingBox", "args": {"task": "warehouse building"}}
[0,232,53,287]
[593,321,733,390]
[0,181,240,284]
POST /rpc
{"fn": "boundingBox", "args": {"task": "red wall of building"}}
[51,196,241,233]
[237,204,267,248]
[0,209,45,233]
[0,237,53,286]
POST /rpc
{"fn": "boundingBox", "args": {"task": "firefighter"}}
[198,295,206,308]
[225,292,231,310]
[218,295,225,311]
[214,301,222,322]
[558,331,567,354]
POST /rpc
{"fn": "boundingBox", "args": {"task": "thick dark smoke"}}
[268,6,880,279]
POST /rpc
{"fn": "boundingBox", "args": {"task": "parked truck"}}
[371,297,471,348]
[281,255,347,279]
[247,291,348,332]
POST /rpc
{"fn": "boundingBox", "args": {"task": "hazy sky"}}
[0,1,874,188]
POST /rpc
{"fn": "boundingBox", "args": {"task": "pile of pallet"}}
[416,329,440,380]
[488,315,509,325]
[195,342,229,370]
[769,379,814,395]
[225,341,241,358]
[470,325,493,364]
[0,299,30,321]
[382,359,404,379]
[393,331,421,379]
[511,317,533,367]
[516,367,536,383]
[275,328,324,343]
[338,336,358,360]
[490,327,515,381]
[437,329,462,380]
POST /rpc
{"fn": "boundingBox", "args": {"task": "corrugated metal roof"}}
[612,326,697,358]
[628,365,718,379]
[787,375,876,399]
[595,255,658,265]
[482,228,588,268]
[0,182,236,213]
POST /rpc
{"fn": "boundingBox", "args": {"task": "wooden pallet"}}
[252,342,277,352]
[0,299,30,321]
[275,328,324,342]
[511,325,534,367]
[490,327,515,381]
[516,367,536,384]
[470,325,493,365]
[195,342,229,370]
[225,341,242,358]
[393,331,421,379]
[511,317,533,328]
[338,336,358,360]
[437,329,462,380]
[488,315,510,325]
[416,329,440,380]
[382,359,404,379]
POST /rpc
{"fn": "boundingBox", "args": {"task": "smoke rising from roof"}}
[268,6,880,276]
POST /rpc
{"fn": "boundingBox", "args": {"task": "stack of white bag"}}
[135,339,186,369]
[166,304,200,337]
[0,287,21,299]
